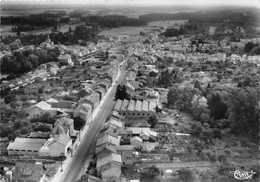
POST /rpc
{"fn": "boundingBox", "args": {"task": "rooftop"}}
[127,100,136,112]
[148,100,156,112]
[130,136,143,143]
[134,100,142,112]
[97,153,122,169]
[14,162,44,182]
[114,99,123,111]
[7,138,46,151]
[115,145,134,151]
[96,134,120,147]
[120,99,129,111]
[29,101,51,111]
[141,100,149,112]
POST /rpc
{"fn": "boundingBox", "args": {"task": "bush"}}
[178,168,193,182]
[213,128,222,139]
[74,117,86,130]
[141,165,160,179]
[207,151,217,162]
[4,95,16,104]
[20,127,29,135]
[147,115,158,128]
[224,148,231,155]
[30,113,55,124]
[34,124,51,132]
[218,154,227,163]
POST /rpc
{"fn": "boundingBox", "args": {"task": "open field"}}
[148,20,188,28]
[99,26,147,36]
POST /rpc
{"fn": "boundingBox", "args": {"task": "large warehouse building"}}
[114,99,157,119]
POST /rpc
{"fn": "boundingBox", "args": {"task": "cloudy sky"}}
[1,0,260,7]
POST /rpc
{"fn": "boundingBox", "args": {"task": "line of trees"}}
[139,8,259,27]
[1,13,59,26]
[88,15,147,28]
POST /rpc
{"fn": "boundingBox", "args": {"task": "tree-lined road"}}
[58,61,126,182]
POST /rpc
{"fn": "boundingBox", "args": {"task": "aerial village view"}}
[0,0,259,182]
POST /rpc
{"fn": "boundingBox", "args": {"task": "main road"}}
[58,61,127,182]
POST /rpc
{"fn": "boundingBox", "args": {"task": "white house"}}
[39,134,72,157]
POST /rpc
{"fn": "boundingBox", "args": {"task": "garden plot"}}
[139,153,171,163]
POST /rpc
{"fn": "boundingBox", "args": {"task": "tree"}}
[167,87,179,108]
[16,28,21,37]
[34,124,51,132]
[167,87,201,112]
[164,70,172,88]
[20,127,29,135]
[13,121,22,130]
[77,90,88,99]
[9,41,20,51]
[115,85,128,100]
[23,61,33,72]
[194,80,202,91]
[34,49,48,64]
[191,95,211,122]
[28,54,39,68]
[30,112,55,125]
[244,42,259,53]
[190,122,203,137]
[227,87,259,140]
[141,165,160,179]
[4,95,17,104]
[38,87,44,94]
[251,46,260,55]
[148,115,158,128]
[178,168,193,182]
[208,92,228,120]
[74,117,86,130]
[213,128,222,139]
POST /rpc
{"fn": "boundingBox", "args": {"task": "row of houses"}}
[114,99,157,119]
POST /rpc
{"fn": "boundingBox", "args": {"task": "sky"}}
[1,0,260,7]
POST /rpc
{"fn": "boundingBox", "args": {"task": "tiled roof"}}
[96,153,122,168]
[46,98,58,103]
[53,134,70,146]
[114,145,134,151]
[29,132,50,139]
[105,118,123,128]
[141,100,149,112]
[114,99,123,111]
[148,100,156,112]
[120,99,129,111]
[95,143,117,154]
[7,138,46,151]
[96,134,120,147]
[14,162,44,182]
[127,100,136,112]
[29,101,51,111]
[130,136,143,143]
[134,100,142,112]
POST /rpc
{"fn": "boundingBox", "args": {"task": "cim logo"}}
[230,169,256,180]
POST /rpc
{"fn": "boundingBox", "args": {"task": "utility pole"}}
[60,153,64,172]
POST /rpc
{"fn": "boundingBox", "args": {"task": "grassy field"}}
[148,20,188,28]
[99,26,147,36]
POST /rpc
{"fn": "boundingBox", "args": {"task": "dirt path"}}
[139,161,217,169]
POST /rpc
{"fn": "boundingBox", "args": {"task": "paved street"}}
[58,62,126,182]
